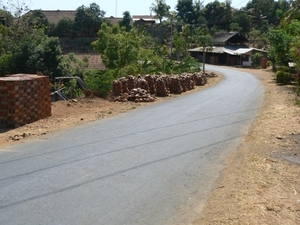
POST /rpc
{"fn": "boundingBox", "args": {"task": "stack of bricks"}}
[0,74,51,128]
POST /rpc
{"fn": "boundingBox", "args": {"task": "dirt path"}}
[1,68,299,224]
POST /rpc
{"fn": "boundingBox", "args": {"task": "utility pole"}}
[115,0,118,17]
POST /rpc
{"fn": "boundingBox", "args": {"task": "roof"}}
[29,10,124,25]
[132,15,155,21]
[188,45,267,55]
[105,16,123,25]
[40,10,76,24]
[213,32,248,43]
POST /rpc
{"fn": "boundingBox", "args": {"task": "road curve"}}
[0,65,264,225]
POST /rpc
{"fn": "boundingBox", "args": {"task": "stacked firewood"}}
[113,88,156,103]
[145,75,156,95]
[193,72,207,86]
[112,71,212,102]
[127,75,136,90]
[136,76,149,92]
[169,76,183,94]
[155,76,169,97]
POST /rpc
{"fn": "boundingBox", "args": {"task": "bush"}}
[276,70,291,84]
[84,70,114,98]
[252,52,263,68]
[276,65,289,72]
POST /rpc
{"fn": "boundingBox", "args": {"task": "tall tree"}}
[93,23,142,71]
[119,11,132,31]
[176,0,197,24]
[232,10,251,33]
[245,0,291,28]
[150,0,171,24]
[204,0,232,31]
[282,0,300,26]
[74,2,105,37]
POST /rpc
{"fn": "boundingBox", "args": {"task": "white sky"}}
[6,0,250,17]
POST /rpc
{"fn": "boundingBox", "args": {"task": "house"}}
[36,10,76,24]
[132,15,156,26]
[27,10,123,25]
[105,16,123,25]
[188,32,267,67]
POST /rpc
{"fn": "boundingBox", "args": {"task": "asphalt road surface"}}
[0,65,264,225]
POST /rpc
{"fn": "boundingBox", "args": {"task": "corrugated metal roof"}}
[188,45,266,55]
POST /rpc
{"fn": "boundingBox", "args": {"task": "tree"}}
[266,28,292,66]
[93,23,142,72]
[282,0,300,26]
[245,0,291,29]
[229,22,242,32]
[196,32,212,73]
[119,11,132,32]
[30,36,63,78]
[232,11,251,33]
[74,3,105,37]
[0,1,64,78]
[0,9,14,27]
[248,29,267,49]
[204,0,233,31]
[173,31,188,59]
[53,17,74,37]
[266,20,300,68]
[23,10,49,30]
[150,0,170,24]
[0,29,63,78]
[176,0,200,24]
[2,0,29,18]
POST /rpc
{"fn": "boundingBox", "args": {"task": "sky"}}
[8,0,250,17]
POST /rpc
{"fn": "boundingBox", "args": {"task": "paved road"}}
[0,66,264,225]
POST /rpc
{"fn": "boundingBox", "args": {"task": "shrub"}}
[252,52,263,68]
[276,65,289,72]
[276,70,291,84]
[84,70,114,98]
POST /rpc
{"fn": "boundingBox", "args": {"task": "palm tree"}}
[150,0,170,24]
[283,0,300,27]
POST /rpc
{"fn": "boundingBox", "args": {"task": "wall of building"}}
[0,74,51,128]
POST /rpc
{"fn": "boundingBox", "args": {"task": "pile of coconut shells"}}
[112,72,213,102]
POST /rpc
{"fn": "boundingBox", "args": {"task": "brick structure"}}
[0,74,51,128]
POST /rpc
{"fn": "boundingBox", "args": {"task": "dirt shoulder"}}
[194,68,300,225]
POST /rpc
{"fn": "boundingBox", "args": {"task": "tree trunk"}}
[202,49,206,73]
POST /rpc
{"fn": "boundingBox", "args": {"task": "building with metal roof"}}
[188,32,267,67]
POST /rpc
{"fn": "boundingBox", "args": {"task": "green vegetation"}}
[252,52,263,68]
[0,0,300,98]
